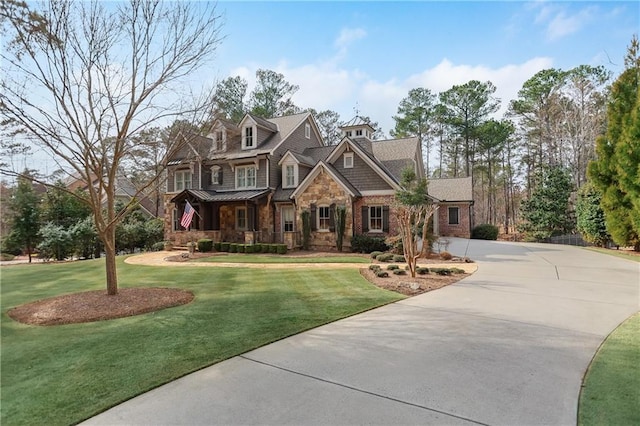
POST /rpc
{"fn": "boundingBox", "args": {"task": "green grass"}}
[585,247,640,263]
[193,253,371,264]
[578,313,640,426]
[1,257,402,426]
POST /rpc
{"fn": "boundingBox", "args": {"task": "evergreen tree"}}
[575,183,610,247]
[8,175,41,262]
[588,36,640,250]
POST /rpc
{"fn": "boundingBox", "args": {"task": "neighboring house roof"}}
[427,177,473,202]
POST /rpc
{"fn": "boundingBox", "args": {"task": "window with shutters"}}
[318,206,330,231]
[369,206,383,232]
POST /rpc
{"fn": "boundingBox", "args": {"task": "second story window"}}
[284,164,297,188]
[305,123,311,139]
[215,131,224,151]
[175,170,191,192]
[211,166,221,185]
[243,126,254,149]
[236,165,256,189]
[356,129,363,136]
[343,152,354,169]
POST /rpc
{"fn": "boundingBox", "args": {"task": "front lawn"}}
[578,313,640,425]
[585,247,640,263]
[1,258,403,426]
[192,253,371,264]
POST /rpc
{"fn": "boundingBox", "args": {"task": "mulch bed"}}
[360,267,469,296]
[8,288,194,326]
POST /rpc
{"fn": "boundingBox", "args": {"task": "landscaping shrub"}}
[261,244,271,253]
[440,251,453,260]
[214,242,222,251]
[386,264,399,270]
[393,269,407,275]
[431,267,452,276]
[417,267,430,275]
[151,242,165,252]
[277,244,287,254]
[220,242,230,252]
[370,251,383,259]
[451,267,466,274]
[197,239,213,252]
[269,244,278,254]
[369,264,381,271]
[237,244,246,253]
[376,253,394,262]
[1,253,15,261]
[393,254,406,262]
[375,270,389,278]
[351,234,389,253]
[252,243,261,253]
[229,243,238,253]
[471,223,499,240]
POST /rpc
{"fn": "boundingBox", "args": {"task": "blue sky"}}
[209,0,638,134]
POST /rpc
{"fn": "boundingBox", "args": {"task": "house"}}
[427,177,474,238]
[164,112,473,249]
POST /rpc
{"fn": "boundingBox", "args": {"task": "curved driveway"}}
[85,239,639,425]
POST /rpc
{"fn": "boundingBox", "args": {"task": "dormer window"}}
[305,123,311,139]
[343,152,354,169]
[356,129,363,136]
[243,125,255,149]
[283,163,298,188]
[345,130,352,137]
[214,131,224,151]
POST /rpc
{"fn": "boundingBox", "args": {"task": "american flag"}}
[180,201,195,229]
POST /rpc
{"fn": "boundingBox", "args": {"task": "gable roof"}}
[427,177,473,202]
[291,161,360,200]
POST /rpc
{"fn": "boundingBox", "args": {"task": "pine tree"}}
[575,183,610,247]
[8,175,41,262]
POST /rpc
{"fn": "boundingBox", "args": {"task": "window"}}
[305,123,311,139]
[236,165,256,189]
[448,207,460,225]
[356,129,363,136]
[236,207,247,230]
[174,170,191,191]
[285,164,296,187]
[343,152,354,169]
[243,126,254,148]
[214,131,224,151]
[318,206,330,231]
[282,206,294,232]
[211,166,221,185]
[345,130,352,137]
[172,209,179,231]
[369,206,383,231]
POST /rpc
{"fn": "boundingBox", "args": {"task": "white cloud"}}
[528,2,597,41]
[334,27,367,49]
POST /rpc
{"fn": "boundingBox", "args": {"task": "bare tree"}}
[1,0,223,295]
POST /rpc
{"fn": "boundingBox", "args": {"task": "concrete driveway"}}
[84,239,639,425]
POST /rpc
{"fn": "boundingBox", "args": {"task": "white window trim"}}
[305,123,311,139]
[214,130,225,151]
[236,165,257,189]
[317,205,331,232]
[448,206,460,225]
[282,206,295,232]
[211,166,221,185]
[282,163,298,189]
[343,152,354,169]
[369,205,383,233]
[174,170,191,192]
[242,125,256,150]
[236,206,247,230]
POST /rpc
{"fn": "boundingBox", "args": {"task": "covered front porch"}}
[167,189,275,246]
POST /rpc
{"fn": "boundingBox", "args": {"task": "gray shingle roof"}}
[273,187,295,202]
[427,177,473,202]
[371,137,419,162]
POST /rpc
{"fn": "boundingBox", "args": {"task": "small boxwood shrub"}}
[440,251,453,261]
[376,253,394,262]
[351,234,389,253]
[220,242,230,252]
[245,244,255,254]
[393,269,407,275]
[472,223,499,240]
[386,264,399,271]
[277,244,287,254]
[451,267,466,274]
[369,264,381,271]
[229,243,238,253]
[237,244,246,253]
[214,242,222,252]
[417,267,430,275]
[375,270,389,278]
[261,244,271,253]
[197,239,213,253]
[393,254,406,262]
[151,242,165,252]
[370,251,383,259]
[431,267,452,276]
[269,244,278,254]
[252,243,261,253]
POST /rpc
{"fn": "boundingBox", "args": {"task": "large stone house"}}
[164,112,473,250]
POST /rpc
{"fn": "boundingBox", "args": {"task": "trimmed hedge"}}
[386,264,400,271]
[214,242,222,252]
[229,243,238,253]
[393,269,407,275]
[376,253,394,262]
[197,239,213,253]
[375,270,389,278]
[471,223,499,240]
[276,244,287,254]
[417,267,430,275]
[370,251,383,259]
[220,242,230,252]
[369,264,381,271]
[393,254,406,262]
[351,234,389,253]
